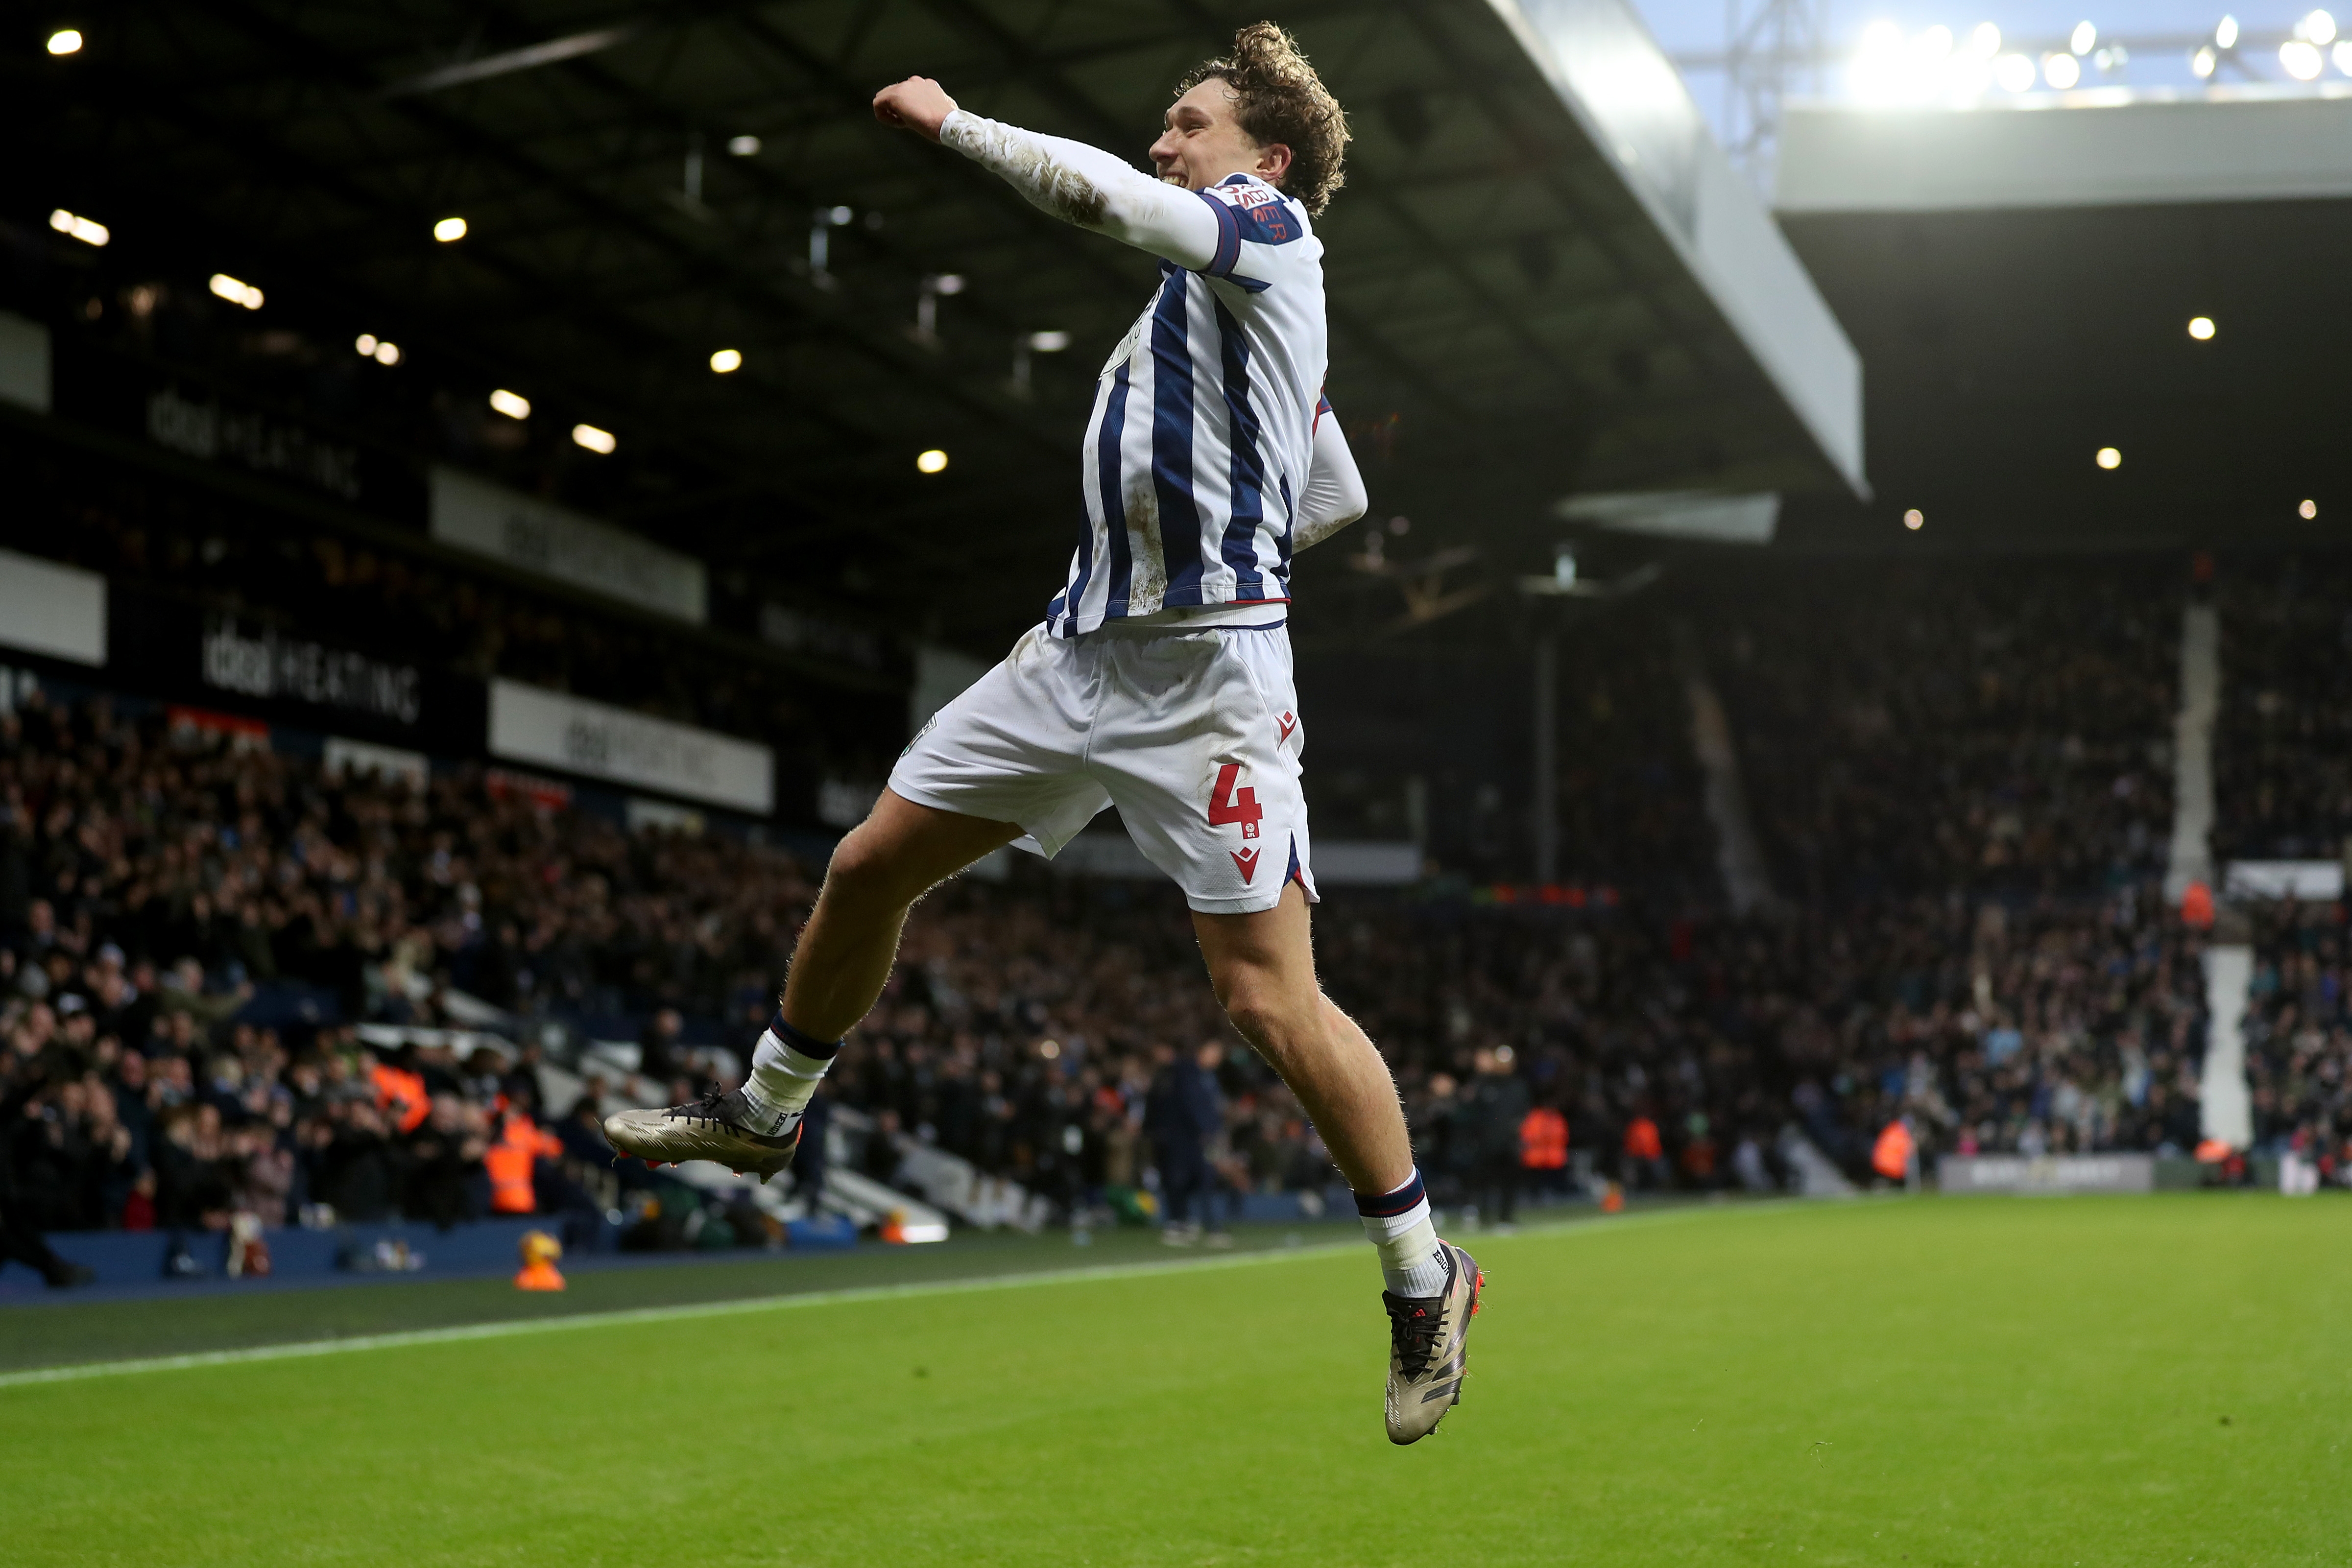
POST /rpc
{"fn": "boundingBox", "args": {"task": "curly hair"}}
[1177,22,1350,216]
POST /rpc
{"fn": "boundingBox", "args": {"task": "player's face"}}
[1150,78,1288,192]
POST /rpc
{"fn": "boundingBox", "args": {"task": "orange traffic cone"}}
[514,1229,566,1291]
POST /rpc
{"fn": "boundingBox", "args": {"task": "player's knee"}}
[820,825,904,909]
[1219,977,1312,1058]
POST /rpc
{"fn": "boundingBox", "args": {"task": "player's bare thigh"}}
[826,788,1022,908]
[1191,879,1320,1033]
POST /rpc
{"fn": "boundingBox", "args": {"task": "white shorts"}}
[889,622,1318,915]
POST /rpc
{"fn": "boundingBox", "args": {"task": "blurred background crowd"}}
[6,554,2351,1282]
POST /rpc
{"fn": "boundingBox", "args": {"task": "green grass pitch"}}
[3,1197,2346,1566]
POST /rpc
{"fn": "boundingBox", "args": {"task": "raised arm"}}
[875,77,1220,272]
[1293,412,1368,552]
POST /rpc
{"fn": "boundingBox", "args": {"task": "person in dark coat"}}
[1143,1041,1221,1244]
[1459,1045,1532,1229]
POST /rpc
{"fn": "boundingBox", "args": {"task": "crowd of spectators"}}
[12,544,2352,1278]
[2213,555,2352,862]
[1700,557,2178,905]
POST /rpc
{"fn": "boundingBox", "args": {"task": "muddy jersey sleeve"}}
[941,109,1222,272]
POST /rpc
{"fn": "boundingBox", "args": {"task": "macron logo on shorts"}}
[1278,711,1298,742]
[1231,846,1261,882]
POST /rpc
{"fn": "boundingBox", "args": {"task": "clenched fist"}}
[873,76,958,141]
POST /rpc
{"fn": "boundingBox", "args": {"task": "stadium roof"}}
[1773,87,2352,553]
[17,0,1860,643]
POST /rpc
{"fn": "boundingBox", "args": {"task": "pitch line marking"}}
[0,1201,1782,1391]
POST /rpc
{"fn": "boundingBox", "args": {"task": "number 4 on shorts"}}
[1208,762,1263,840]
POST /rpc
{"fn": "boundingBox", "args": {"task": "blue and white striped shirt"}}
[1047,174,1326,637]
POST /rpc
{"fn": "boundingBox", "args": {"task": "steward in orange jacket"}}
[1872,1118,1916,1183]
[1519,1106,1568,1171]
[484,1113,564,1215]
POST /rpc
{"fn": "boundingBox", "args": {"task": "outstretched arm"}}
[875,76,1221,271]
[1293,412,1368,552]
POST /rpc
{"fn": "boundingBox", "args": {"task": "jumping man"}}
[605,21,1481,1446]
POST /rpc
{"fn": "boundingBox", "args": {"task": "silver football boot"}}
[1383,1240,1483,1445]
[602,1087,800,1182]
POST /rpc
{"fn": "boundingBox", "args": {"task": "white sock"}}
[738,1013,838,1136]
[1356,1168,1448,1297]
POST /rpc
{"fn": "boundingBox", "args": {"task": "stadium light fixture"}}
[357,334,401,365]
[47,28,82,54]
[2299,8,2338,43]
[2338,38,2352,71]
[48,208,107,246]
[709,348,742,373]
[489,388,530,419]
[2300,499,2319,519]
[2217,14,2240,48]
[572,423,616,454]
[2070,20,2097,54]
[433,215,468,242]
[2096,446,2122,470]
[1903,509,1925,530]
[2188,316,2216,340]
[375,341,400,365]
[2282,38,2325,76]
[1995,52,2037,90]
[915,449,949,474]
[1966,22,2001,58]
[2192,45,2219,75]
[1027,331,1070,353]
[208,273,264,310]
[727,134,761,156]
[2044,51,2082,88]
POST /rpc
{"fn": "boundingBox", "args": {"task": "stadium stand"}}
[33,522,2352,1273]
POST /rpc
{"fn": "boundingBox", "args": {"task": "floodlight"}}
[2096,447,2122,470]
[1903,509,1924,530]
[1995,52,2037,90]
[1027,331,1070,353]
[572,424,616,454]
[710,348,743,373]
[355,334,377,356]
[727,135,761,156]
[2188,316,2215,340]
[2216,14,2240,48]
[2299,8,2337,42]
[2338,38,2352,71]
[2071,20,2097,54]
[1922,24,1954,59]
[915,449,948,474]
[2282,39,2324,76]
[828,205,853,226]
[374,341,400,365]
[1966,22,2002,58]
[434,215,468,242]
[2192,45,2219,75]
[208,273,263,309]
[2299,499,2319,519]
[489,389,530,419]
[47,28,82,54]
[933,273,965,296]
[2044,51,2081,87]
[48,208,107,246]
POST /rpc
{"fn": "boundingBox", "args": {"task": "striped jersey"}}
[1046,173,1326,637]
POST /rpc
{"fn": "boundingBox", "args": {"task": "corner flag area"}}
[4,1197,2342,1566]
